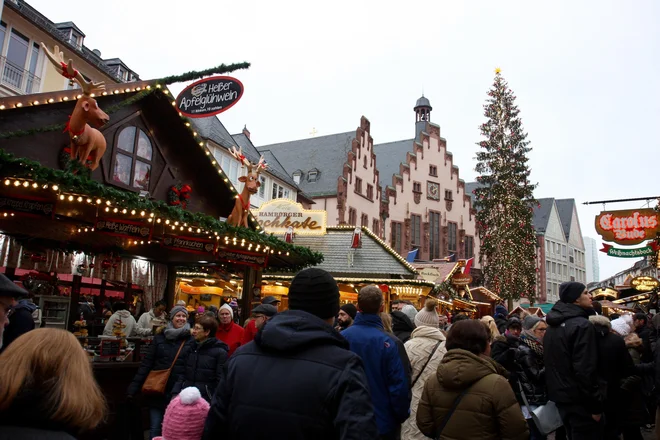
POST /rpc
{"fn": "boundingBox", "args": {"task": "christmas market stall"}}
[0,49,322,439]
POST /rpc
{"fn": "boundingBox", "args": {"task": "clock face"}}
[427,182,440,200]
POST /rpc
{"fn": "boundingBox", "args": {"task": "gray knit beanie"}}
[401,304,418,323]
[414,299,439,328]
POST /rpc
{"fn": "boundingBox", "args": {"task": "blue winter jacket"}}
[342,313,411,435]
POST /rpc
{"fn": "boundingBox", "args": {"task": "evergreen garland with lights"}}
[474,69,538,306]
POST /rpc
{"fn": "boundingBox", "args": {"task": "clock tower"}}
[414,95,432,140]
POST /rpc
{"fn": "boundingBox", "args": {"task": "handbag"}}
[141,340,186,395]
[517,381,563,435]
[411,340,443,388]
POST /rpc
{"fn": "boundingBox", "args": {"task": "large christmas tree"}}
[474,69,538,307]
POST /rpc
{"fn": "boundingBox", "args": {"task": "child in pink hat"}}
[154,387,210,440]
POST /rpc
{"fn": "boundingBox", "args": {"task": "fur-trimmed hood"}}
[589,314,611,330]
[624,332,643,348]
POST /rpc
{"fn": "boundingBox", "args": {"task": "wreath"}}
[168,184,192,209]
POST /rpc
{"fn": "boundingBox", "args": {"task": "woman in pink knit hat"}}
[154,387,210,440]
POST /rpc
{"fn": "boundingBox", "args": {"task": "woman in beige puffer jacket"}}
[401,298,447,440]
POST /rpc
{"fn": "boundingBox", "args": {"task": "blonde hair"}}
[480,315,501,342]
[0,328,106,432]
[380,312,393,334]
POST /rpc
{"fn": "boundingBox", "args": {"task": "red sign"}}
[161,234,216,256]
[175,76,244,118]
[595,209,659,246]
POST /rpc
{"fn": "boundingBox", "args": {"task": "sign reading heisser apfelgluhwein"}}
[175,76,244,118]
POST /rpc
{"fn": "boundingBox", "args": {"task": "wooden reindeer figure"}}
[41,43,109,171]
[226,146,267,228]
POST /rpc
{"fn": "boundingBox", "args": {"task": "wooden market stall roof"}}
[0,83,322,271]
[413,261,462,283]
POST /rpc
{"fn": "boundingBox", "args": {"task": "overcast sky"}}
[26,0,660,280]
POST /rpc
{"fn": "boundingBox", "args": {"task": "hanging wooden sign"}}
[595,209,659,246]
[162,234,216,256]
[600,242,659,258]
[0,195,56,218]
[175,76,244,118]
[216,248,268,268]
[631,276,659,292]
[451,273,473,286]
[95,218,152,240]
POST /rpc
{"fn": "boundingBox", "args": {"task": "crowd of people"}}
[0,269,660,440]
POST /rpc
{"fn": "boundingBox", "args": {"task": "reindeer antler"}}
[256,155,268,172]
[229,146,248,166]
[40,42,105,96]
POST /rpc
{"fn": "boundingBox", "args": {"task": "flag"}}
[464,257,474,275]
[444,254,456,262]
[406,249,418,262]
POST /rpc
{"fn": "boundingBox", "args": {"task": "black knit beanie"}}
[559,281,586,304]
[288,268,340,320]
[340,303,358,320]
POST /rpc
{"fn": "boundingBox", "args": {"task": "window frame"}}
[429,211,441,260]
[448,222,457,253]
[110,125,155,192]
[355,177,362,194]
[444,189,453,201]
[412,181,422,193]
[366,184,373,200]
[411,214,421,246]
[464,235,474,259]
[429,165,438,177]
[391,221,403,254]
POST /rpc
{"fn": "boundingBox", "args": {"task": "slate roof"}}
[256,149,300,189]
[292,228,416,276]
[192,117,240,153]
[555,199,576,242]
[372,138,414,193]
[532,198,556,233]
[465,182,485,208]
[256,132,356,197]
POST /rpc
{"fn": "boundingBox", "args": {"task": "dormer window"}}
[307,169,319,182]
[292,170,302,184]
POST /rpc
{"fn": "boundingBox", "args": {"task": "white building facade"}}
[583,236,600,283]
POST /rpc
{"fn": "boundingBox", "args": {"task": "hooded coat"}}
[202,309,378,440]
[102,309,142,337]
[1,299,37,350]
[391,311,416,344]
[215,321,244,357]
[401,326,447,440]
[543,301,602,414]
[416,349,529,440]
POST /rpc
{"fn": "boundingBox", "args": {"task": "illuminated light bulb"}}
[113,208,118,213]
[205,151,210,155]
[78,228,81,233]
[113,90,119,95]
[199,142,204,147]
[102,92,107,96]
[140,241,144,245]
[156,84,161,89]
[68,195,74,201]
[105,207,110,212]
[146,85,151,90]
[224,179,228,182]
[171,101,176,106]
[77,94,82,99]
[3,180,9,185]
[183,223,187,227]
[163,90,169,95]
[133,240,138,244]
[196,229,201,233]
[121,209,127,214]
[188,227,192,232]
[130,210,136,215]
[96,199,102,204]
[15,103,22,108]
[211,161,216,165]
[148,218,152,222]
[125,88,130,93]
[149,213,154,217]
[286,252,290,256]
[62,97,68,101]
[106,200,111,206]
[59,195,65,200]
[84,228,88,232]
[0,105,4,110]
[2,213,6,217]
[193,132,197,136]
[165,220,170,225]
[185,122,190,127]
[77,196,82,202]
[33,101,39,105]
[174,221,179,226]
[156,219,162,223]
[14,181,22,187]
[180,226,184,231]
[140,211,145,216]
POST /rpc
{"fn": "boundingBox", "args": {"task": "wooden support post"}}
[68,275,82,331]
[240,266,257,325]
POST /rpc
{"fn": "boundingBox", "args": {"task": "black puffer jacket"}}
[515,336,547,406]
[391,311,415,343]
[544,301,602,414]
[202,309,378,440]
[491,334,520,376]
[0,427,75,439]
[172,337,229,401]
[127,331,194,403]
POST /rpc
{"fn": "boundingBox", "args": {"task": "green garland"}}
[156,62,250,85]
[0,149,323,272]
[432,280,458,298]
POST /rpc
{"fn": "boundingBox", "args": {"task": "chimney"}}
[242,125,250,140]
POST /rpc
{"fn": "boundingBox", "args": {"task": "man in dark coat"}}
[390,310,415,343]
[202,268,378,440]
[544,281,603,439]
[0,274,27,351]
[172,314,229,402]
[494,304,509,335]
[490,317,522,377]
[1,294,37,351]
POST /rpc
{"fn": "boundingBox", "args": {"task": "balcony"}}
[1,57,41,95]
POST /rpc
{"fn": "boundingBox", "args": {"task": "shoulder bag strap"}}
[517,380,532,411]
[169,340,186,369]
[411,340,443,388]
[434,384,473,439]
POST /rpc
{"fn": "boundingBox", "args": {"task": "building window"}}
[448,222,457,253]
[363,156,367,168]
[546,260,550,275]
[348,208,357,225]
[372,219,379,236]
[569,248,575,264]
[361,214,368,227]
[112,126,153,191]
[562,245,567,259]
[258,176,266,198]
[413,182,422,193]
[366,184,373,200]
[355,177,362,194]
[411,214,421,246]
[391,222,402,254]
[552,262,556,274]
[445,189,453,201]
[292,171,301,184]
[429,212,441,260]
[545,240,549,252]
[307,169,319,182]
[429,165,438,177]
[464,236,474,259]
[272,182,290,200]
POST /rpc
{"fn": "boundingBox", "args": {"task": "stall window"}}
[113,126,153,190]
[448,222,457,253]
[429,211,441,260]
[411,214,421,246]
